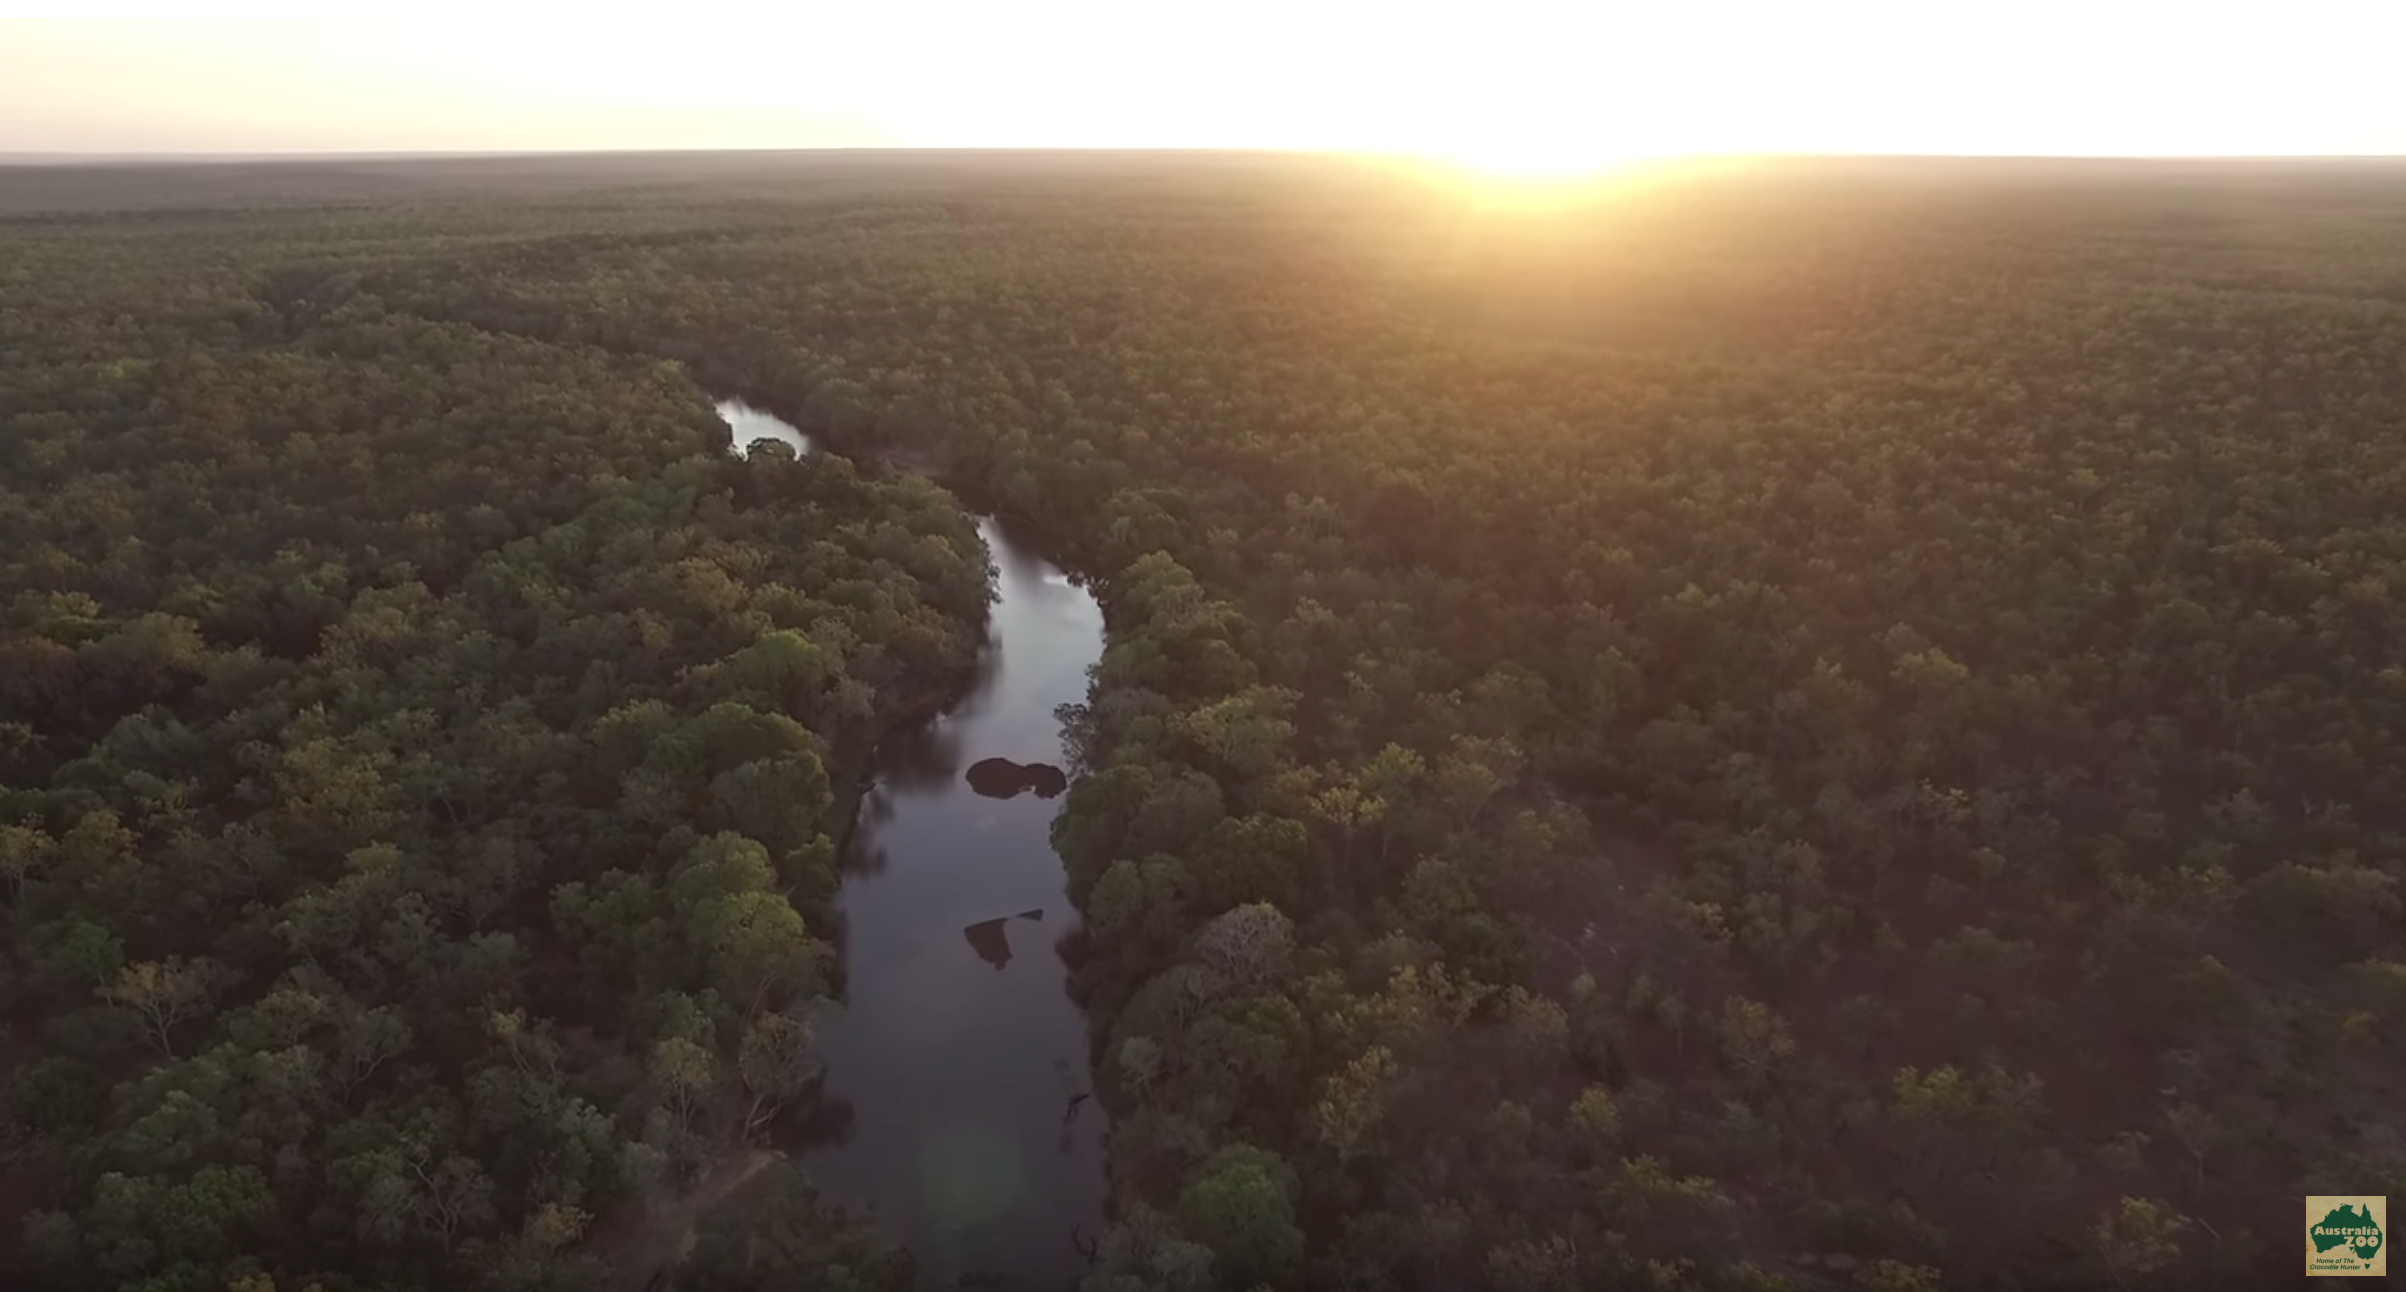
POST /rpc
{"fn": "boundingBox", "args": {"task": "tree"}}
[0,821,53,903]
[1187,813,1309,914]
[1188,903,1295,992]
[1114,1035,1165,1099]
[1433,735,1520,829]
[648,1036,719,1164]
[408,1155,498,1256]
[333,999,412,1101]
[1716,996,1795,1087]
[1306,1046,1397,1168]
[1569,1084,1621,1153]
[1170,688,1297,784]
[1087,857,1198,972]
[1082,1203,1216,1292]
[1485,1234,1581,1292]
[738,1011,823,1137]
[2088,1197,2184,1284]
[1306,774,1383,882]
[706,753,833,859]
[1176,1145,1305,1288]
[99,958,229,1058]
[698,890,827,1016]
[1855,1260,1946,1292]
[33,919,125,992]
[80,1164,272,1283]
[1356,742,1426,865]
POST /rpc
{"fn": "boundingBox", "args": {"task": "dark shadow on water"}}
[794,1089,859,1153]
[963,917,1012,971]
[877,714,972,797]
[962,910,1048,971]
[964,757,1068,800]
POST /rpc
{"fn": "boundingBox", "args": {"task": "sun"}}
[1440,138,1652,181]
[1392,139,1679,207]
[1400,112,1682,188]
[1433,128,1703,190]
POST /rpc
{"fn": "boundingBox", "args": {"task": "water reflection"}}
[720,398,814,457]
[795,1090,859,1150]
[965,757,1069,801]
[869,715,974,799]
[962,909,1048,971]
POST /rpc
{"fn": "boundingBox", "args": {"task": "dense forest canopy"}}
[5,153,2405,1292]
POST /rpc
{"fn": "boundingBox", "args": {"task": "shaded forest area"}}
[6,153,2406,1292]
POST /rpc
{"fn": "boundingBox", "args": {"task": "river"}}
[718,398,1111,1290]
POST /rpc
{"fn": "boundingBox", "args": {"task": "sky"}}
[4,0,2402,165]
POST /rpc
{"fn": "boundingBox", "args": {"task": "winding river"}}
[718,399,1110,1290]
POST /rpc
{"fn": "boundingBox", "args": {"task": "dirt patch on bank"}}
[602,1147,783,1291]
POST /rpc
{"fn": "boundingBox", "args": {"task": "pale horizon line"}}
[3,146,2403,167]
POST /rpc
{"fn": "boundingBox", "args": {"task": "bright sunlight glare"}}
[1435,140,1656,181]
[3,0,2403,156]
[1353,7,1744,192]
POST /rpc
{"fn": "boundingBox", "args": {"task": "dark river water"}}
[718,399,1110,1290]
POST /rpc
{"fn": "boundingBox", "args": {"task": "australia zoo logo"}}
[2306,1195,2387,1276]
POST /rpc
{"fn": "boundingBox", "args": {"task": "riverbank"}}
[604,416,1005,1292]
[822,669,979,856]
[705,379,1097,582]
[714,394,1114,1290]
